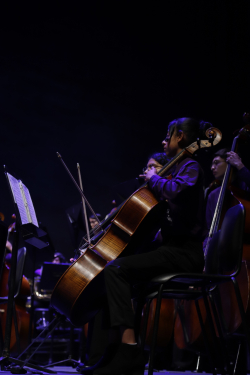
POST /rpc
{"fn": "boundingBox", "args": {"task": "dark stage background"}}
[0,2,250,271]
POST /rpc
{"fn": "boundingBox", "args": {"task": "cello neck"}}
[148,126,222,181]
[155,149,188,178]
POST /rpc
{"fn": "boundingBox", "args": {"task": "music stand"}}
[39,263,82,368]
[34,262,81,368]
[39,262,71,293]
[65,202,87,249]
[0,169,56,374]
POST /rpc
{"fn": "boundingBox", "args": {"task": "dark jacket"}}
[148,157,205,240]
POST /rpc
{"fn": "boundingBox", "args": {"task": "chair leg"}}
[209,290,230,371]
[210,287,229,335]
[134,292,147,347]
[233,342,248,375]
[176,299,191,346]
[231,277,250,352]
[140,298,152,350]
[148,284,163,375]
[202,291,228,375]
[0,309,4,354]
[195,354,201,372]
[195,297,217,375]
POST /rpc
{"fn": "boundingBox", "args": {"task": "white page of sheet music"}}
[19,181,32,223]
[7,173,29,225]
[22,183,38,227]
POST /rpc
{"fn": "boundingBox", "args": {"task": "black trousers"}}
[103,236,204,329]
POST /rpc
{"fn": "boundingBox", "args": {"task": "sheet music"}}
[7,173,29,225]
[7,173,38,227]
[22,183,38,227]
[19,181,32,223]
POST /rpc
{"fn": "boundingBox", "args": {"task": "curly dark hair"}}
[148,152,169,167]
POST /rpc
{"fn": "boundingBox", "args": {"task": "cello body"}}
[141,298,175,349]
[51,186,167,326]
[174,298,210,350]
[174,189,250,350]
[215,188,250,334]
[0,263,30,351]
[174,261,250,350]
[174,165,250,348]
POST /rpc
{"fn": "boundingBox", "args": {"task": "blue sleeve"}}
[237,166,250,188]
[147,161,200,202]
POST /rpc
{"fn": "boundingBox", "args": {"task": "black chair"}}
[0,221,8,352]
[207,203,250,374]
[0,221,8,280]
[136,204,246,375]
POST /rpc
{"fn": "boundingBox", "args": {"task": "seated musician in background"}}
[52,252,66,264]
[83,118,209,375]
[139,152,169,181]
[89,213,103,229]
[203,148,250,255]
[34,252,68,314]
[35,251,67,276]
[208,148,250,193]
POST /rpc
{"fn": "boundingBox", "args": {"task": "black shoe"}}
[77,366,92,374]
[77,362,99,373]
[76,363,86,372]
[76,363,93,373]
[79,343,118,374]
[93,343,145,375]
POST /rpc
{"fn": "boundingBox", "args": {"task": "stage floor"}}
[0,365,214,375]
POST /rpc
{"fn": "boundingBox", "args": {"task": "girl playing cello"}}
[81,117,209,375]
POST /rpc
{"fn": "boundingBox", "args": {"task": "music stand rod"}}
[26,250,36,352]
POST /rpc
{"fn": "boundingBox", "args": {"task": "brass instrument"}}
[34,276,52,301]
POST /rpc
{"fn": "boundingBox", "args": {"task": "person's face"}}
[89,218,98,229]
[143,158,163,174]
[211,156,227,180]
[162,128,183,158]
[52,256,60,264]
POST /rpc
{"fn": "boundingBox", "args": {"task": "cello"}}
[174,116,250,352]
[51,126,222,327]
[0,215,31,352]
[212,119,250,335]
[0,264,31,351]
